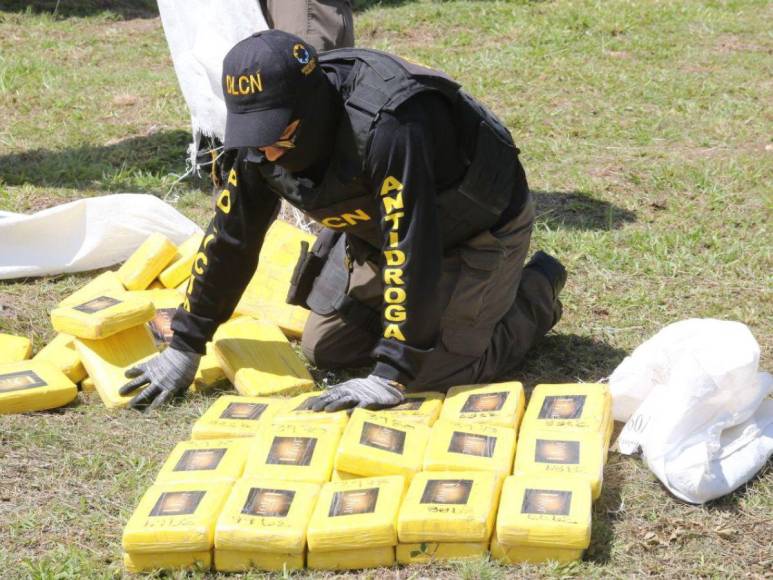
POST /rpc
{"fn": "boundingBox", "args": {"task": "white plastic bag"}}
[0,194,202,280]
[609,319,772,504]
[157,0,268,142]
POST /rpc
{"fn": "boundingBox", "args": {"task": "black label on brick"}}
[420,479,473,505]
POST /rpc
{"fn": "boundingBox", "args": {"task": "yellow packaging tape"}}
[215,550,304,573]
[123,550,211,573]
[396,542,487,564]
[397,470,501,544]
[159,234,203,289]
[51,294,155,340]
[0,360,77,414]
[373,391,445,426]
[74,325,158,409]
[118,233,178,291]
[156,439,249,485]
[495,474,592,551]
[213,317,314,397]
[440,381,525,429]
[307,546,394,570]
[335,408,430,478]
[191,395,283,440]
[490,532,583,564]
[270,391,349,432]
[34,333,87,383]
[0,333,32,363]
[244,424,341,484]
[423,420,516,478]
[513,429,605,500]
[306,476,404,552]
[235,220,315,338]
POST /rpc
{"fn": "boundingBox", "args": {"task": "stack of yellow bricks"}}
[122,381,613,572]
[0,222,315,415]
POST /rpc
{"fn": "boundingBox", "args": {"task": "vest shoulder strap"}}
[320,49,461,159]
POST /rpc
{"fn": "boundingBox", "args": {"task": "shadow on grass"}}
[0,130,193,192]
[514,333,628,387]
[0,0,158,19]
[533,190,636,231]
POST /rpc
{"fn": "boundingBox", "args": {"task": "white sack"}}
[157,0,268,141]
[609,318,772,504]
[0,194,202,280]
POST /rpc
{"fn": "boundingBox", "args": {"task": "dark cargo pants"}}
[301,194,559,391]
[260,0,355,52]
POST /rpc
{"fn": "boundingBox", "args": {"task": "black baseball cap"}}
[222,30,322,149]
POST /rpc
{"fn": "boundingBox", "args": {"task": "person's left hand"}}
[302,375,405,412]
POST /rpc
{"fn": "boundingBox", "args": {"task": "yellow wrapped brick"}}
[51,294,155,340]
[122,481,232,572]
[128,289,182,346]
[34,333,87,383]
[423,421,516,478]
[59,271,125,308]
[335,408,430,479]
[520,383,612,438]
[159,234,203,289]
[397,471,501,544]
[374,391,445,426]
[396,542,487,564]
[74,325,158,409]
[494,474,591,561]
[191,395,282,440]
[0,360,78,414]
[213,317,314,397]
[235,220,315,338]
[307,546,394,571]
[214,478,320,572]
[306,476,404,552]
[270,391,349,432]
[0,333,32,363]
[513,430,605,500]
[244,424,341,484]
[118,233,178,291]
[440,381,526,429]
[156,439,249,485]
[80,376,95,393]
[191,343,227,393]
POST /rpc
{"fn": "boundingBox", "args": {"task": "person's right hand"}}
[119,347,201,411]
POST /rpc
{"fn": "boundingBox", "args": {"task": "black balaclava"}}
[274,75,340,174]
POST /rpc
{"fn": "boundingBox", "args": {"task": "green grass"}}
[1,0,772,578]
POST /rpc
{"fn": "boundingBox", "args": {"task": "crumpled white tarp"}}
[0,194,202,280]
[157,0,268,142]
[609,318,773,504]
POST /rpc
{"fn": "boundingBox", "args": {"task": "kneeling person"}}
[120,30,565,411]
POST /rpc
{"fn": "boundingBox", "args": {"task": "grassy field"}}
[1,0,771,577]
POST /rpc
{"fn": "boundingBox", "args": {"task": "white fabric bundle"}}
[610,318,772,504]
[0,194,201,279]
[157,0,268,142]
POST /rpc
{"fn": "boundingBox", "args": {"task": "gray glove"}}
[119,347,201,411]
[304,374,405,412]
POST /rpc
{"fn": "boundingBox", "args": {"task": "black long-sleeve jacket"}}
[170,64,522,384]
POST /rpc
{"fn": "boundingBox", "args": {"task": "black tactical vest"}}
[259,48,522,249]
